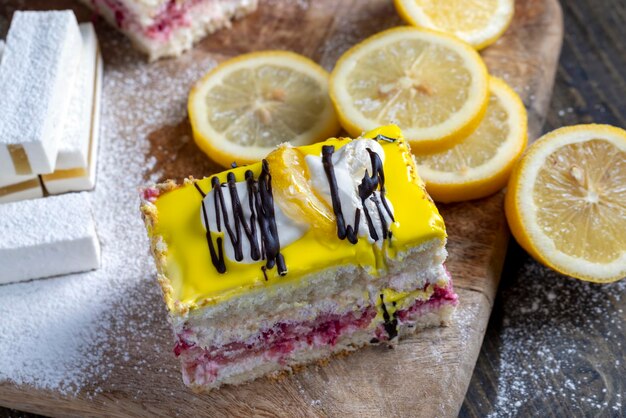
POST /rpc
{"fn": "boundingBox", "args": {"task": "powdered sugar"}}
[0,192,95,248]
[484,258,625,417]
[0,30,216,395]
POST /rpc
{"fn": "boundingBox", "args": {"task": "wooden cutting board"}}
[0,0,562,416]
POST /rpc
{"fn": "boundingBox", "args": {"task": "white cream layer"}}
[306,139,394,245]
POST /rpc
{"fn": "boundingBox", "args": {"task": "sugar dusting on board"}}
[0,28,216,395]
[485,258,625,417]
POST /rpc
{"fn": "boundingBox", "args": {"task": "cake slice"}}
[140,125,457,391]
[79,0,258,60]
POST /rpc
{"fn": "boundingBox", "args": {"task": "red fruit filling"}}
[175,284,458,385]
[144,0,195,41]
[142,187,160,202]
[91,0,213,41]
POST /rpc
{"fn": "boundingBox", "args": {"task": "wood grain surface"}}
[0,0,562,416]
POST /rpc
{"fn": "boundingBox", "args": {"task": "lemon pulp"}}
[394,0,514,49]
[330,28,489,152]
[418,92,509,169]
[416,0,504,33]
[534,139,626,264]
[206,65,328,146]
[189,51,340,167]
[413,77,527,202]
[347,40,473,128]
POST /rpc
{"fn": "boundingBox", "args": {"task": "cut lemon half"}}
[265,144,336,234]
[505,124,626,283]
[188,51,340,168]
[394,0,515,50]
[414,76,527,203]
[330,27,489,153]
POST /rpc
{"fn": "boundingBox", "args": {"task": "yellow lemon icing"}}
[151,125,446,311]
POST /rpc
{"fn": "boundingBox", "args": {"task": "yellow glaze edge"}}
[150,125,446,311]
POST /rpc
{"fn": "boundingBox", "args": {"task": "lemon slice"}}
[414,77,527,203]
[265,144,336,234]
[505,124,626,283]
[394,0,515,50]
[188,51,340,168]
[330,27,489,153]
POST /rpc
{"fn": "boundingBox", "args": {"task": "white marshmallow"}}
[0,192,101,284]
[55,24,101,171]
[42,23,103,195]
[0,11,82,176]
[0,173,43,204]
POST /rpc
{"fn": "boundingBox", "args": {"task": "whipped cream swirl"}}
[306,139,394,245]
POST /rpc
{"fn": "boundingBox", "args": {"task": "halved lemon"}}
[188,51,340,168]
[505,124,626,283]
[330,27,489,153]
[265,144,336,234]
[394,0,515,50]
[414,76,527,203]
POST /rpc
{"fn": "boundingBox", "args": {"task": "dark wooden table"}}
[1,0,624,417]
[460,0,626,416]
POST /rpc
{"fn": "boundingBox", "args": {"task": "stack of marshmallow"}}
[0,11,103,284]
[0,11,103,201]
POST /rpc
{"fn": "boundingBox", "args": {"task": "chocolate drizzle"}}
[322,144,394,244]
[195,140,393,275]
[194,182,226,274]
[380,294,399,340]
[211,176,242,261]
[254,160,287,275]
[245,170,260,259]
[360,148,394,241]
[227,172,260,261]
[373,134,397,143]
[322,145,359,244]
[194,160,286,276]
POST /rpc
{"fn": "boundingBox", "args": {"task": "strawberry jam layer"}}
[144,0,199,41]
[175,284,458,386]
[92,0,218,41]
